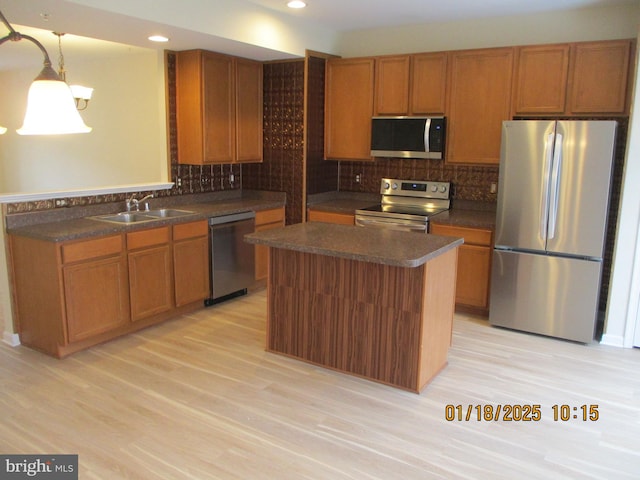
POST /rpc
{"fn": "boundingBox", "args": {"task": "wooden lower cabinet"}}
[63,255,130,342]
[173,221,210,307]
[307,209,355,225]
[430,223,493,314]
[254,207,285,280]
[9,220,212,358]
[127,227,173,321]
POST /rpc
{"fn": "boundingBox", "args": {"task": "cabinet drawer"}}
[431,224,492,246]
[255,208,285,226]
[62,235,124,264]
[127,227,170,250]
[173,220,208,241]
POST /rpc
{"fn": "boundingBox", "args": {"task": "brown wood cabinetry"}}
[514,40,633,115]
[325,58,374,161]
[513,44,570,114]
[307,209,355,225]
[254,207,286,280]
[447,48,514,165]
[430,223,493,314]
[61,236,130,343]
[375,53,448,115]
[10,220,213,358]
[127,227,173,321]
[173,221,210,307]
[176,49,263,165]
[568,40,632,115]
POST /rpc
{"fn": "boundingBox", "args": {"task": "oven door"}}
[355,214,428,233]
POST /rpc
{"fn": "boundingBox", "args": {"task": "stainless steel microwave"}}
[370,116,446,159]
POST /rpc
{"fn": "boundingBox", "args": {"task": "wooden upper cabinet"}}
[235,58,264,163]
[375,55,410,114]
[176,49,263,165]
[325,57,374,161]
[568,40,632,115]
[374,53,448,115]
[513,44,570,114]
[447,47,514,165]
[410,52,448,114]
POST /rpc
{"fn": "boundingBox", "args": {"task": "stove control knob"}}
[440,185,447,193]
[384,182,390,190]
[431,185,438,192]
[392,183,398,190]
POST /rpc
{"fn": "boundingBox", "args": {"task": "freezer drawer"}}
[489,250,602,343]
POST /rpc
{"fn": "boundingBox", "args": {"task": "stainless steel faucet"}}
[126,193,154,212]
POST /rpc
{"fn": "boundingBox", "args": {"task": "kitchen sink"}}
[89,209,195,224]
[144,208,195,218]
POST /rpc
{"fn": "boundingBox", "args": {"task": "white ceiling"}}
[0,0,636,70]
[247,0,637,32]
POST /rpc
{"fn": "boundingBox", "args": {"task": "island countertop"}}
[245,222,463,268]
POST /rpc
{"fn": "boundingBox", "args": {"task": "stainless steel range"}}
[355,178,451,233]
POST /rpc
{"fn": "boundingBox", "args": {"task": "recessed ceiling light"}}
[287,1,306,8]
[148,35,169,43]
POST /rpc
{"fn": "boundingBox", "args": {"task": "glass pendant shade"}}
[0,126,6,134]
[17,65,91,135]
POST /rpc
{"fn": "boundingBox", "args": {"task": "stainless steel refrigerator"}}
[489,120,617,343]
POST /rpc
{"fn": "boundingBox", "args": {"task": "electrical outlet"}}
[55,199,67,207]
[230,173,235,184]
[176,177,182,187]
[490,182,497,194]
[355,174,361,183]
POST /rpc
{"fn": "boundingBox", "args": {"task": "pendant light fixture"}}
[0,9,91,135]
[54,32,94,110]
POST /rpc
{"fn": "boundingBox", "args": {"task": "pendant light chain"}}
[55,32,67,82]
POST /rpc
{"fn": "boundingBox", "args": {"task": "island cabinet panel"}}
[446,47,514,165]
[325,57,375,161]
[266,245,458,392]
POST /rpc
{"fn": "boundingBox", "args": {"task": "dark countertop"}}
[6,190,286,242]
[245,222,463,268]
[307,192,497,230]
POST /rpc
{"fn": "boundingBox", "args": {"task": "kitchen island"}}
[245,223,463,393]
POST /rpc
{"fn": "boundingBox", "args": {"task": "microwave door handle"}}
[423,118,431,153]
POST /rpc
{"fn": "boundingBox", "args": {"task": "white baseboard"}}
[599,333,625,348]
[2,332,20,347]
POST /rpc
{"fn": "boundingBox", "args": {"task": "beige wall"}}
[335,4,640,57]
[0,50,168,195]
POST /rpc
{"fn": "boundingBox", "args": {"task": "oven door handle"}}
[355,217,427,232]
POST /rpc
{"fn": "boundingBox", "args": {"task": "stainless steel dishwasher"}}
[207,211,255,304]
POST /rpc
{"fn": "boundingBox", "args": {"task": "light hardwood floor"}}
[1,289,639,479]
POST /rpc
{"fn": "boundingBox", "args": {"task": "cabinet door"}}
[375,55,410,115]
[64,256,130,343]
[513,45,569,114]
[455,244,492,309]
[447,48,514,164]
[203,52,235,163]
[128,245,173,321]
[568,40,632,114]
[325,58,374,161]
[410,52,448,114]
[235,58,263,163]
[174,236,210,307]
[255,207,285,280]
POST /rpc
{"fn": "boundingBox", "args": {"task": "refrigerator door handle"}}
[540,132,555,240]
[548,133,563,240]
